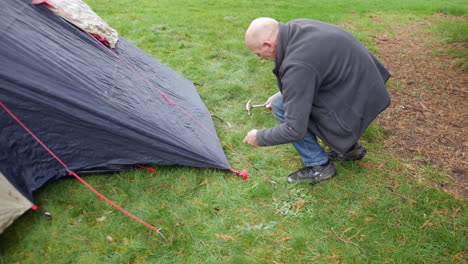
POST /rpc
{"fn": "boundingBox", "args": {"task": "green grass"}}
[432,17,468,70]
[1,0,467,263]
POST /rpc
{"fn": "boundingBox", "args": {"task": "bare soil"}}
[372,14,467,198]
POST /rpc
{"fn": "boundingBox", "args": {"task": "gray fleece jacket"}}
[256,19,390,154]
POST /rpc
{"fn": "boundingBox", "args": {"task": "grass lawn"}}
[1,0,466,263]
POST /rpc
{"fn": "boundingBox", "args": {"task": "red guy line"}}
[0,102,161,233]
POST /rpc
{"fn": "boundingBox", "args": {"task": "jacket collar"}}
[273,22,289,76]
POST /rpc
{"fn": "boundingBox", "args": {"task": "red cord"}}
[0,102,161,233]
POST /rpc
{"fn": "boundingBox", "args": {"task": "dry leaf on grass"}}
[215,233,236,241]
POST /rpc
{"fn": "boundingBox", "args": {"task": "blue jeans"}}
[271,94,329,167]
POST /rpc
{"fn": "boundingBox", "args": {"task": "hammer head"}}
[245,99,253,115]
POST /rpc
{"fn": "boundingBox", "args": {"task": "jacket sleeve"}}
[257,61,320,146]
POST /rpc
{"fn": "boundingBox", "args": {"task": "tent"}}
[0,0,230,233]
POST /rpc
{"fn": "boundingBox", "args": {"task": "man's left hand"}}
[243,129,258,146]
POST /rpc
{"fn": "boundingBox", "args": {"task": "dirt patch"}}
[373,14,467,198]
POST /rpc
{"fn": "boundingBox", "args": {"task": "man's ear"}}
[263,41,272,48]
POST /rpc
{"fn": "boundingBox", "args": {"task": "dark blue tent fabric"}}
[0,0,230,201]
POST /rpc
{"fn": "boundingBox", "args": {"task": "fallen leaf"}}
[277,236,293,242]
[356,160,373,169]
[293,200,306,212]
[280,245,293,251]
[215,233,236,241]
[320,254,340,261]
[419,220,434,229]
[199,178,208,186]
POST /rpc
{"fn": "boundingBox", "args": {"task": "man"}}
[243,17,390,185]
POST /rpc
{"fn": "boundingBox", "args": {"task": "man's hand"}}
[243,129,258,146]
[265,92,281,110]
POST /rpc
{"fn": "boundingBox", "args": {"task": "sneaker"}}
[287,161,336,185]
[328,144,366,161]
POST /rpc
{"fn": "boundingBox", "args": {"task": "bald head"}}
[245,17,279,60]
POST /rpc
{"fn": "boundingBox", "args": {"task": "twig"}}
[331,228,364,252]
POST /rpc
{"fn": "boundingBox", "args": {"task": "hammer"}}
[245,99,267,116]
